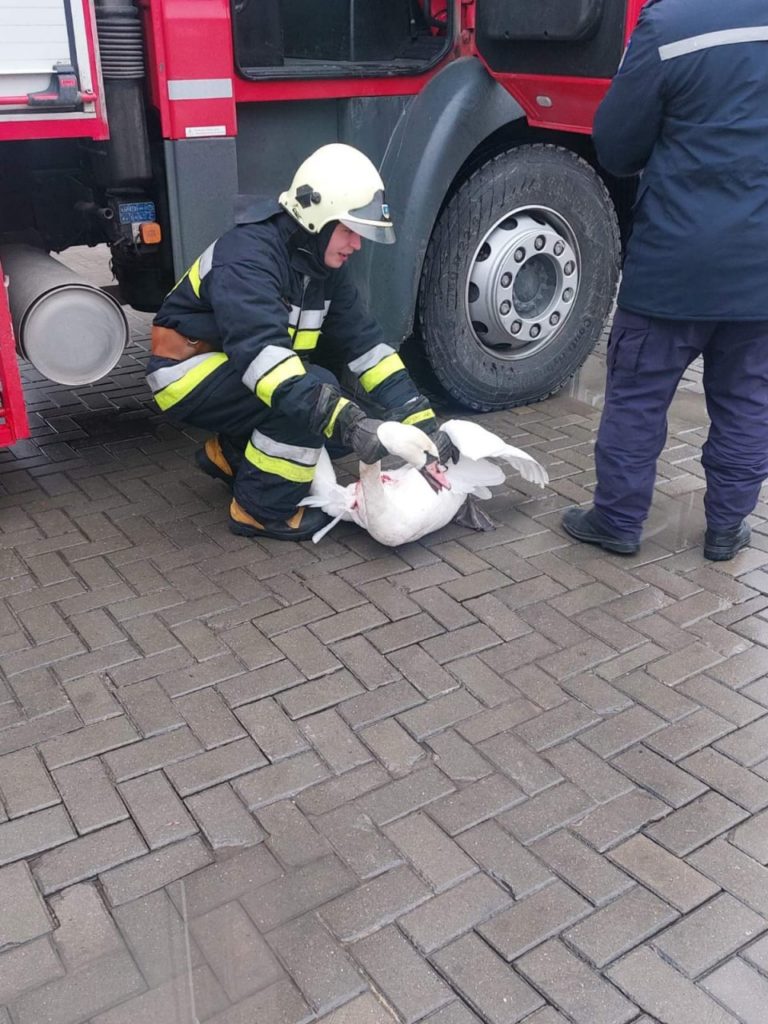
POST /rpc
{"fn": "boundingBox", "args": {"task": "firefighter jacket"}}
[593,0,768,321]
[151,198,432,433]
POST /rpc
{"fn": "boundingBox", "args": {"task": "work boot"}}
[703,520,751,561]
[561,507,639,556]
[229,499,330,541]
[195,436,234,489]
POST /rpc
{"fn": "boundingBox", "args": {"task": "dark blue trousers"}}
[594,310,768,540]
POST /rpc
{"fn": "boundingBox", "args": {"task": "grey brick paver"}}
[32,819,147,894]
[688,839,768,916]
[278,670,365,720]
[518,939,637,1024]
[612,745,708,808]
[427,773,525,835]
[8,950,145,1024]
[499,781,594,844]
[385,811,477,892]
[5,275,768,1024]
[0,748,59,817]
[433,932,544,1024]
[53,758,128,834]
[571,789,671,851]
[564,885,678,967]
[352,926,453,1023]
[103,727,202,781]
[0,936,64,1005]
[314,806,397,878]
[166,844,282,918]
[267,913,366,1016]
[320,864,430,942]
[477,878,590,960]
[190,901,283,1002]
[0,805,75,866]
[299,709,371,774]
[118,770,197,848]
[607,945,739,1024]
[176,687,246,748]
[652,893,766,977]
[545,740,634,803]
[236,698,309,761]
[100,834,212,906]
[165,736,268,796]
[645,791,748,855]
[531,829,632,905]
[457,820,552,898]
[0,861,53,947]
[39,716,139,769]
[243,854,356,931]
[608,835,718,912]
[186,783,265,849]
[49,882,123,970]
[297,763,389,816]
[701,958,768,1024]
[399,871,511,953]
[235,751,330,809]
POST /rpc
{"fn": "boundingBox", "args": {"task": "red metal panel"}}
[142,0,236,140]
[0,263,30,447]
[470,0,651,136]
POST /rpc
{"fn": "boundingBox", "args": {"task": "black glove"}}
[335,403,387,464]
[434,429,459,466]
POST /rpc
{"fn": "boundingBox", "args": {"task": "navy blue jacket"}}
[594,0,768,320]
[154,200,423,429]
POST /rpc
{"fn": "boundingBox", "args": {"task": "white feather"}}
[302,418,548,546]
[441,419,550,488]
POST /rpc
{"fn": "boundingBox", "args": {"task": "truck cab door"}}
[473,0,641,83]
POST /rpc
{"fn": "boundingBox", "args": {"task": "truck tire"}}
[418,144,620,411]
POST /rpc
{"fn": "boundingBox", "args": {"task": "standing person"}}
[146,144,455,541]
[561,0,768,560]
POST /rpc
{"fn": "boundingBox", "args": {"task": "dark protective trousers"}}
[593,310,768,540]
[149,355,348,520]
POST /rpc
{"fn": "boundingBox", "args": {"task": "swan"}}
[302,419,548,546]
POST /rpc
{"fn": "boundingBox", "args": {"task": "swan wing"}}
[442,419,549,488]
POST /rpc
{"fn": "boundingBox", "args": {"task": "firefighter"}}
[561,0,768,561]
[146,144,455,540]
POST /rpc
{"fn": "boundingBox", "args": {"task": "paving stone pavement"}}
[0,246,767,1023]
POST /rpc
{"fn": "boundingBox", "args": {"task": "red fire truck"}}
[0,0,645,446]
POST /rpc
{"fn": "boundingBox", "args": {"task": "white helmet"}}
[279,143,395,244]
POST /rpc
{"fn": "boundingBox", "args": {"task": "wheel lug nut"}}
[530,324,541,338]
[550,312,560,326]
[564,260,575,275]
[510,320,522,335]
[563,287,574,302]
[554,241,565,256]
[514,248,525,263]
[500,272,512,287]
[534,235,545,251]
[499,300,511,315]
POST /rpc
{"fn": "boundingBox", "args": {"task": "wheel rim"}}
[465,207,580,360]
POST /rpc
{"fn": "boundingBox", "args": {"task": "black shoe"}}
[561,507,640,556]
[196,436,234,490]
[704,520,751,561]
[229,500,330,541]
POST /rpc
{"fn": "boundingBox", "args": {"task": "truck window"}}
[231,0,450,80]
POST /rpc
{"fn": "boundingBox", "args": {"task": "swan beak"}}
[420,456,451,493]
